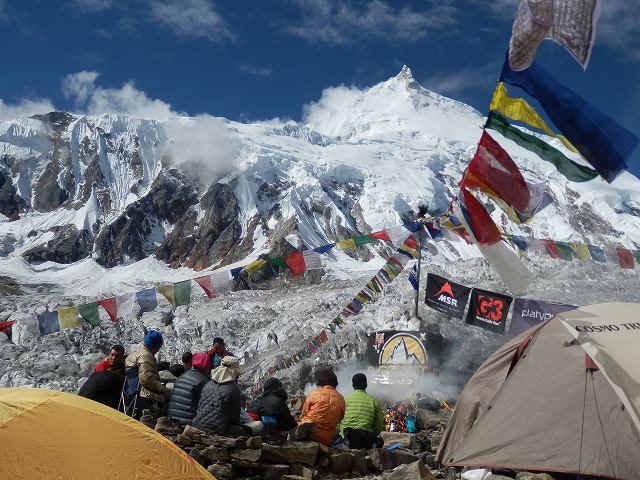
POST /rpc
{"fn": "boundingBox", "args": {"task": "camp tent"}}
[0,387,212,480]
[436,302,640,480]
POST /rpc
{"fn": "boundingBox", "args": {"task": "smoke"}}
[162,115,240,185]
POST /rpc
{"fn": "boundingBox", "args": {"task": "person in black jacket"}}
[193,356,245,436]
[78,361,126,409]
[248,377,297,435]
[168,352,211,426]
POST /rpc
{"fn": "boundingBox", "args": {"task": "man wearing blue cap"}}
[125,330,170,406]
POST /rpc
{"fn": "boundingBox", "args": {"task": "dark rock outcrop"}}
[0,167,26,219]
[22,225,93,264]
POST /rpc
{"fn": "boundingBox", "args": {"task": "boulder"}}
[352,453,368,474]
[330,451,354,474]
[231,449,263,463]
[486,476,515,480]
[380,432,414,449]
[384,460,435,480]
[281,477,307,480]
[201,446,230,463]
[381,449,419,470]
[261,442,319,466]
[260,464,290,480]
[247,436,263,449]
[515,474,558,480]
[22,225,93,264]
[189,448,211,468]
[208,463,234,480]
[420,453,436,468]
[288,464,316,480]
[175,434,195,447]
[366,448,383,472]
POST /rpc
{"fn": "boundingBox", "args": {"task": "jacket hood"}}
[191,352,211,371]
[263,378,287,400]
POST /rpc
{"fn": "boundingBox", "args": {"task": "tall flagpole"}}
[413,223,423,319]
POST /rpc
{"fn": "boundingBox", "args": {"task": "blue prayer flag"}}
[408,264,419,291]
[37,311,60,336]
[587,245,606,263]
[501,59,639,182]
[511,235,528,251]
[230,267,243,278]
[136,288,158,312]
[313,244,335,254]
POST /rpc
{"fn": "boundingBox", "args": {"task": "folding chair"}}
[118,368,140,417]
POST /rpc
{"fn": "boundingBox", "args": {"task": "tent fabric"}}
[0,387,212,480]
[437,308,640,479]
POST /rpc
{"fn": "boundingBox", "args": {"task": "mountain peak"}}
[395,65,419,89]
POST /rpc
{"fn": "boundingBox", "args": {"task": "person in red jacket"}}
[207,337,233,369]
[299,368,346,446]
[94,345,125,372]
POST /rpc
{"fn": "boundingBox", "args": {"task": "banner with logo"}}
[509,298,577,336]
[425,273,471,319]
[465,288,513,334]
[367,330,428,367]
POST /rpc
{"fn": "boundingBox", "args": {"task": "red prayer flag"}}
[542,240,561,258]
[463,131,531,212]
[285,251,306,276]
[403,235,418,250]
[371,230,391,242]
[308,342,316,353]
[194,275,215,298]
[461,189,502,245]
[98,297,118,322]
[617,248,635,269]
[319,330,329,343]
[0,320,15,332]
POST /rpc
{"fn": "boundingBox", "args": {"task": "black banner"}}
[465,288,513,334]
[425,273,471,319]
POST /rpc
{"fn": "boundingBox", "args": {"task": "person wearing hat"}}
[125,330,170,406]
[193,355,246,436]
[338,373,384,449]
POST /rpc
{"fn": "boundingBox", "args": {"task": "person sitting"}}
[207,337,233,369]
[93,345,125,372]
[248,378,297,436]
[78,361,126,409]
[298,368,345,446]
[124,330,170,408]
[193,356,245,436]
[168,352,211,426]
[182,351,193,370]
[339,373,384,449]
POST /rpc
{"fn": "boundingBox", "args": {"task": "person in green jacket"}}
[339,373,384,449]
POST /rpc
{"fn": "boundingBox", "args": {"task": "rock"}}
[260,464,290,480]
[139,415,156,429]
[381,449,419,470]
[231,449,263,463]
[330,451,354,474]
[486,476,515,480]
[415,409,444,430]
[261,442,319,467]
[380,432,414,449]
[420,453,436,468]
[197,434,246,449]
[183,425,206,438]
[281,476,307,480]
[175,434,195,447]
[189,449,211,468]
[515,474,558,480]
[247,436,263,449]
[55,359,80,376]
[384,460,435,480]
[201,446,230,463]
[22,225,93,264]
[208,463,234,480]
[288,464,316,480]
[352,453,368,474]
[154,417,181,435]
[366,448,383,472]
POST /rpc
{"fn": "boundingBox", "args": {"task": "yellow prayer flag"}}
[490,82,577,153]
[157,284,176,306]
[572,242,592,261]
[244,258,267,274]
[336,239,357,250]
[58,306,81,329]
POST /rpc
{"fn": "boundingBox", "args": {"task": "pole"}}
[413,225,423,319]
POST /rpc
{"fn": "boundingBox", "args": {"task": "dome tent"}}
[0,387,212,480]
[436,302,640,479]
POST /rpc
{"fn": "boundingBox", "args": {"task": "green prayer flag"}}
[555,241,574,261]
[174,280,192,306]
[268,257,287,267]
[354,235,375,246]
[486,111,598,182]
[78,303,101,327]
[634,251,640,264]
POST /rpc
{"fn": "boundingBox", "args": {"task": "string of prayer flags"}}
[194,275,214,299]
[285,252,306,276]
[98,298,118,322]
[78,302,101,327]
[337,238,357,250]
[508,0,600,72]
[500,59,639,182]
[58,306,81,329]
[485,111,598,182]
[37,311,60,336]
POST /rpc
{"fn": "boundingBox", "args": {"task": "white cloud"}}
[238,64,273,77]
[61,71,178,120]
[421,65,496,97]
[149,0,233,42]
[69,0,112,12]
[286,0,459,44]
[0,97,57,121]
[597,0,640,62]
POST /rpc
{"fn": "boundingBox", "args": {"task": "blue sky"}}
[1,0,639,174]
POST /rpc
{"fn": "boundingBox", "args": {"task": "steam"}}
[162,115,240,185]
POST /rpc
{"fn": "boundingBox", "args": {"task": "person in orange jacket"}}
[298,368,346,446]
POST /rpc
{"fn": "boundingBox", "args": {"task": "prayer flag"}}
[426,222,444,241]
[542,239,561,258]
[403,235,419,250]
[157,285,176,306]
[587,244,606,263]
[485,111,598,182]
[572,242,592,261]
[633,251,640,264]
[174,280,192,306]
[501,60,639,182]
[268,257,287,267]
[0,320,15,333]
[617,248,635,269]
[78,303,101,327]
[555,241,574,261]
[509,0,600,72]
[58,306,81,329]
[230,267,243,277]
[337,238,357,250]
[194,275,214,299]
[350,298,364,313]
[117,294,135,317]
[398,244,419,259]
[511,235,528,251]
[212,270,232,295]
[244,259,267,274]
[355,292,370,304]
[308,342,316,353]
[319,330,329,343]
[313,244,335,254]
[354,235,375,245]
[98,298,118,322]
[386,226,410,246]
[408,264,419,291]
[37,311,60,336]
[460,189,502,245]
[302,250,323,270]
[371,230,391,242]
[603,246,620,265]
[285,252,306,276]
[136,288,158,312]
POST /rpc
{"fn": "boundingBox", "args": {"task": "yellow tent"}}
[0,387,213,480]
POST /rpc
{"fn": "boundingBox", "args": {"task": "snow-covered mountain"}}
[1,65,639,286]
